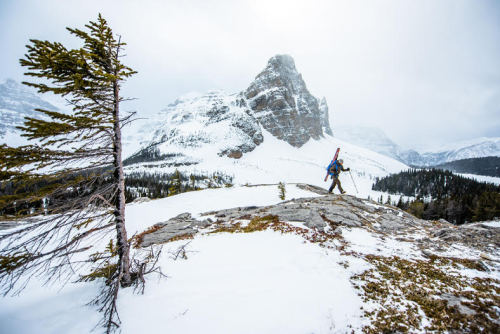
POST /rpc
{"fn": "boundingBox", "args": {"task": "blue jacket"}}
[327,160,348,176]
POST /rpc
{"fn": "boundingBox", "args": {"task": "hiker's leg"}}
[337,179,345,193]
[328,179,336,193]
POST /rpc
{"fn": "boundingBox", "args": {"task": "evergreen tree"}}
[385,195,392,205]
[372,168,500,224]
[396,196,403,209]
[278,182,286,200]
[0,15,138,333]
[169,169,182,195]
[189,174,196,190]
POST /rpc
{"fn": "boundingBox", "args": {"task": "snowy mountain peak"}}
[262,54,298,78]
[127,55,335,165]
[243,54,332,147]
[128,90,264,163]
[2,78,20,88]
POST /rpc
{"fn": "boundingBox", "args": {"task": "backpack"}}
[327,160,340,175]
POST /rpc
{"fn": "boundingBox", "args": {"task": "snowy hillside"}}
[125,55,409,196]
[125,129,409,198]
[2,185,499,333]
[0,79,59,147]
[130,90,264,161]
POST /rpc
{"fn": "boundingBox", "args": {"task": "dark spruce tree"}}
[0,15,140,333]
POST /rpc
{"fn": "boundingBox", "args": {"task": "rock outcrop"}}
[136,190,499,257]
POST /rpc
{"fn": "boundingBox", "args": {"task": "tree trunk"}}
[112,79,131,286]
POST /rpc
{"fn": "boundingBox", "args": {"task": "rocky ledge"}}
[137,187,499,255]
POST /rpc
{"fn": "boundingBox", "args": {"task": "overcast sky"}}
[1,0,499,150]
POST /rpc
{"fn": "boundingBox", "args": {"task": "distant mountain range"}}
[334,125,500,168]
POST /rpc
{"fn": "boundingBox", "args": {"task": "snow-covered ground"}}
[125,130,409,200]
[457,173,500,185]
[2,184,499,333]
[119,231,367,334]
[1,184,499,333]
[479,220,500,228]
[125,184,320,235]
[0,185,327,333]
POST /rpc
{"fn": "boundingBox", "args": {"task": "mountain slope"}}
[125,129,409,197]
[127,90,264,162]
[127,55,333,162]
[0,79,58,147]
[125,56,408,193]
[421,137,500,166]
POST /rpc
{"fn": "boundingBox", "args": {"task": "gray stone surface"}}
[138,193,426,246]
[138,188,500,259]
[432,223,500,250]
[440,293,476,316]
[141,213,212,247]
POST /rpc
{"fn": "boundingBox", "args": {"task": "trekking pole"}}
[348,170,359,194]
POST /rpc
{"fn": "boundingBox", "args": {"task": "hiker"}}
[326,159,350,194]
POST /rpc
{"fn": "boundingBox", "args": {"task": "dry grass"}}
[352,254,500,333]
[132,225,163,248]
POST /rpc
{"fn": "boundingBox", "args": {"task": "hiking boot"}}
[341,190,346,194]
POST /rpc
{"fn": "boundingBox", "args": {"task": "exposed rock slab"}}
[140,213,212,247]
[137,191,500,259]
[137,193,426,246]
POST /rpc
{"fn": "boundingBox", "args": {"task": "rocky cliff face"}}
[243,55,332,147]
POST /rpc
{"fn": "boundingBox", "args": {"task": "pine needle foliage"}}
[0,14,136,333]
